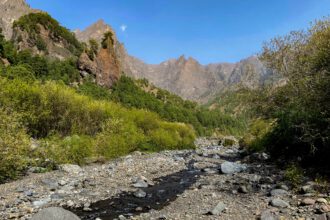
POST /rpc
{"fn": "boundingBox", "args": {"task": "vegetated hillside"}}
[78,75,247,136]
[0,30,196,183]
[12,12,83,59]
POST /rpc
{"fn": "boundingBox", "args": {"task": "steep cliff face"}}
[77,31,121,87]
[0,0,39,40]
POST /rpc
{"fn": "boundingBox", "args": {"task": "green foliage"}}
[0,108,30,183]
[94,118,144,158]
[107,75,245,136]
[0,77,196,177]
[101,31,114,49]
[0,33,80,84]
[87,39,99,60]
[77,80,113,100]
[36,135,93,166]
[284,164,304,188]
[260,17,330,169]
[223,138,235,147]
[13,13,83,56]
[240,119,274,152]
[4,64,36,81]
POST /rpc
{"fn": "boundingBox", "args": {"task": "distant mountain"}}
[0,0,39,39]
[122,54,277,102]
[76,20,278,103]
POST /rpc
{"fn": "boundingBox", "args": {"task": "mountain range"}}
[0,0,279,103]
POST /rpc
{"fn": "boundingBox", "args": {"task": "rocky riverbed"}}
[0,138,329,220]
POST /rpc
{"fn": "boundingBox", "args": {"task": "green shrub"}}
[94,118,144,158]
[260,18,330,169]
[223,138,235,147]
[240,119,274,152]
[36,135,93,165]
[4,64,36,81]
[0,108,30,183]
[284,164,304,188]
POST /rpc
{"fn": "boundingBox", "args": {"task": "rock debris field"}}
[0,138,329,220]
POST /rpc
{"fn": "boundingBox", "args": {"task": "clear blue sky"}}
[26,0,330,64]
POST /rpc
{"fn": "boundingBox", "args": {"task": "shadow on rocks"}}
[69,160,202,220]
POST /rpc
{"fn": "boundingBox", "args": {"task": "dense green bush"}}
[36,135,94,166]
[239,119,274,152]
[260,18,330,170]
[0,108,30,182]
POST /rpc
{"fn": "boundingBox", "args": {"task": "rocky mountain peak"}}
[74,19,116,43]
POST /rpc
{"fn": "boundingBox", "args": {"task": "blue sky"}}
[26,0,330,64]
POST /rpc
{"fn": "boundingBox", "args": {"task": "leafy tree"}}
[260,17,330,169]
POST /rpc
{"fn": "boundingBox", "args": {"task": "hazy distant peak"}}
[75,19,115,43]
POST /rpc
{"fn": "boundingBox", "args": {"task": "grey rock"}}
[301,198,315,206]
[270,189,288,197]
[202,168,218,174]
[134,189,147,198]
[210,202,226,215]
[220,161,247,174]
[270,198,290,208]
[260,210,277,220]
[316,198,328,204]
[301,185,314,194]
[59,164,83,174]
[238,185,249,194]
[31,207,80,220]
[28,167,47,173]
[50,193,65,201]
[315,214,328,220]
[32,198,51,207]
[24,190,33,197]
[133,180,148,188]
[41,179,59,191]
[260,176,274,184]
[16,187,25,193]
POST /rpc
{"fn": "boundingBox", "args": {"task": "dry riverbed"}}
[0,138,329,220]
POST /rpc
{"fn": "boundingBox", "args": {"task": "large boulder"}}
[31,207,80,220]
[220,161,247,174]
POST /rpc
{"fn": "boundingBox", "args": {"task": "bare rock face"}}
[0,0,39,39]
[123,54,277,102]
[78,34,121,87]
[74,19,116,43]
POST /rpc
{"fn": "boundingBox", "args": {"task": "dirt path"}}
[0,139,329,220]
